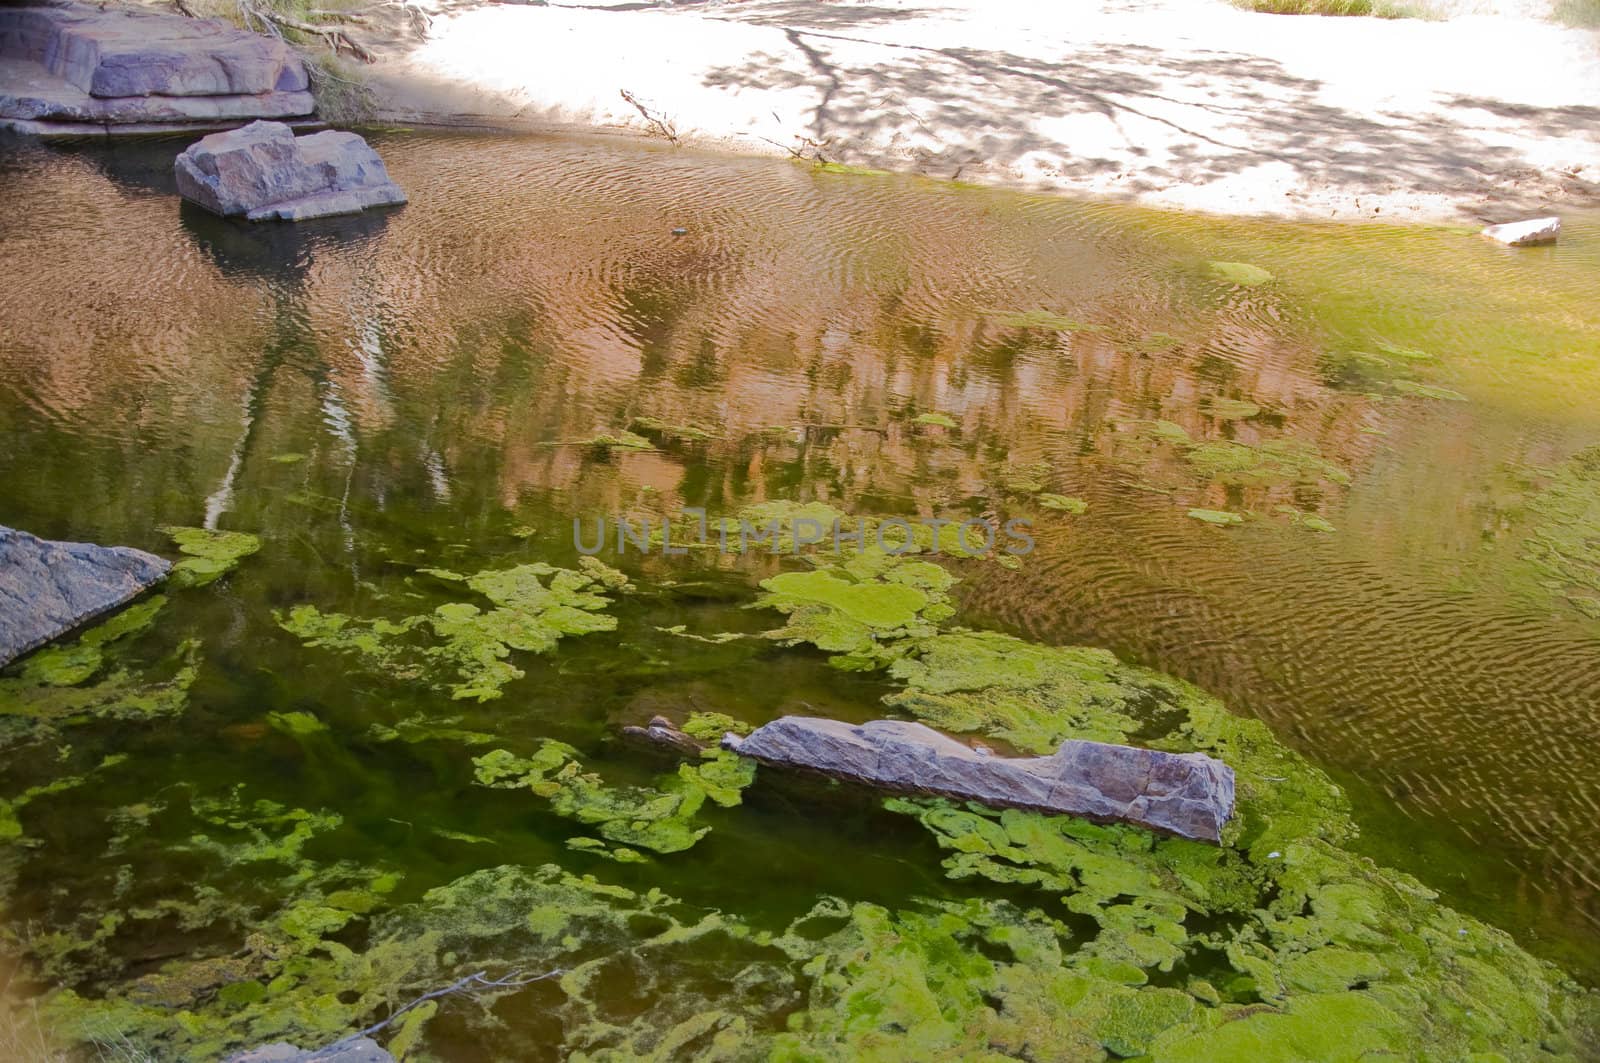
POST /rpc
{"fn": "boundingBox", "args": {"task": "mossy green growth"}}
[577,430,654,451]
[1519,445,1600,620]
[631,416,717,443]
[278,558,629,701]
[162,526,262,588]
[1126,421,1349,490]
[681,711,752,742]
[847,589,1600,1062]
[1188,508,1245,525]
[473,740,753,854]
[184,786,344,867]
[1038,494,1089,514]
[983,308,1105,332]
[1202,396,1262,420]
[1322,338,1467,402]
[753,549,956,670]
[366,714,498,746]
[0,598,198,744]
[886,631,1144,752]
[1208,261,1274,287]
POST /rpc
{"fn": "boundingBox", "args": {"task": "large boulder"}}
[0,524,169,668]
[175,121,407,222]
[724,717,1236,842]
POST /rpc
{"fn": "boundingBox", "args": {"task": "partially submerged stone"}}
[724,716,1235,842]
[0,525,169,668]
[1481,216,1560,246]
[621,714,706,756]
[176,121,407,223]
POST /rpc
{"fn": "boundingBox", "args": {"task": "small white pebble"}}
[1267,851,1282,860]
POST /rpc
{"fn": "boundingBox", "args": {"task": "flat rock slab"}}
[725,716,1236,842]
[226,1038,395,1063]
[1482,216,1561,246]
[0,3,312,129]
[0,524,169,668]
[176,120,407,222]
[0,4,307,97]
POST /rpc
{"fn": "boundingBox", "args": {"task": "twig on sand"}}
[620,89,680,144]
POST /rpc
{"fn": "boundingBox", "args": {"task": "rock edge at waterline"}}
[0,525,169,668]
[1482,216,1561,246]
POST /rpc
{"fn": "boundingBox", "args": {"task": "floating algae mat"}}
[13,539,1600,1060]
[2,133,1600,1059]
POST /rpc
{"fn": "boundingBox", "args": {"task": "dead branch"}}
[320,968,562,1054]
[620,89,680,145]
[235,1,377,62]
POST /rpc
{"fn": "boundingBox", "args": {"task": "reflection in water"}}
[2,131,1600,981]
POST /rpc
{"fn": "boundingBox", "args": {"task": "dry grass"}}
[1232,0,1433,16]
[1552,0,1600,24]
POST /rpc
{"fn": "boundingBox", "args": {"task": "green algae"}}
[1519,445,1600,620]
[13,531,1600,1063]
[1126,420,1349,491]
[0,597,198,745]
[1188,508,1245,525]
[279,558,629,701]
[1389,379,1469,402]
[1321,338,1469,402]
[473,741,753,854]
[754,550,956,670]
[162,526,262,588]
[912,412,959,429]
[681,711,751,742]
[577,430,654,451]
[185,786,344,867]
[983,308,1105,332]
[1208,261,1274,287]
[367,714,498,746]
[267,710,328,738]
[1038,494,1089,514]
[886,631,1143,751]
[630,416,717,443]
[813,161,895,177]
[1202,396,1263,420]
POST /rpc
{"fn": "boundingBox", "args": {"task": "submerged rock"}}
[0,4,312,133]
[621,714,707,756]
[724,716,1235,842]
[1481,216,1560,246]
[225,1038,394,1063]
[175,121,407,223]
[0,525,169,668]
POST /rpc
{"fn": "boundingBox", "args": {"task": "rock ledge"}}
[725,716,1235,842]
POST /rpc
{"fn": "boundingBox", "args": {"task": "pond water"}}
[2,130,1600,1059]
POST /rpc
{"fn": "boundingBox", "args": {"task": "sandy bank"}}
[360,0,1600,223]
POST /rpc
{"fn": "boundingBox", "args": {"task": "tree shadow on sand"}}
[701,20,1600,210]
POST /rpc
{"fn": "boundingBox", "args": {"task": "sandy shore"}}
[365,0,1600,223]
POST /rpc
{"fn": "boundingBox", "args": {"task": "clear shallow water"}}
[2,129,1600,1046]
